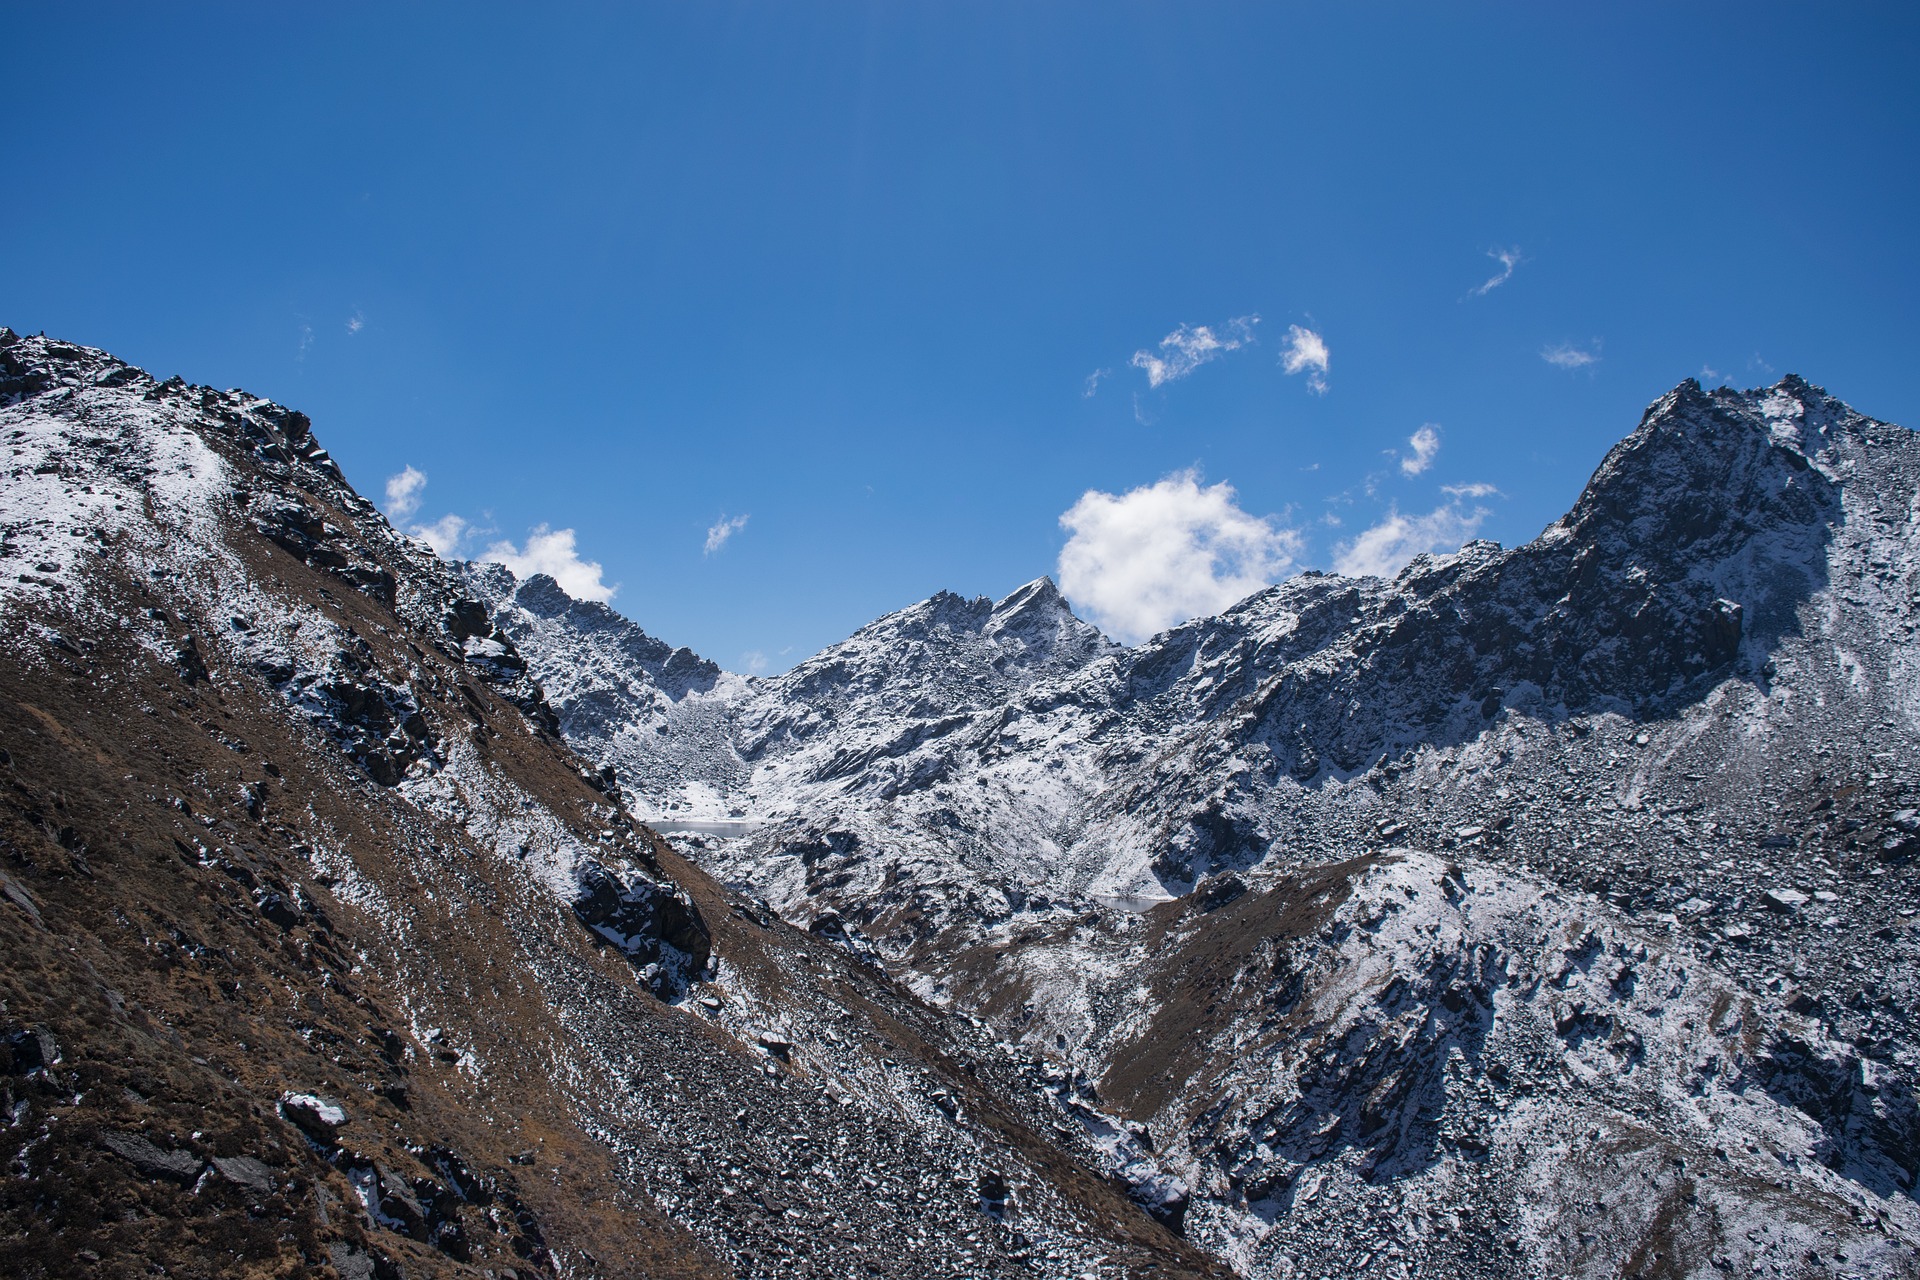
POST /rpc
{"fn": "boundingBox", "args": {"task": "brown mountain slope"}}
[0,330,1217,1280]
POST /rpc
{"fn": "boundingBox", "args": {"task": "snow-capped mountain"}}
[474,374,1920,1277]
[0,330,1222,1280]
[6,324,1915,1278]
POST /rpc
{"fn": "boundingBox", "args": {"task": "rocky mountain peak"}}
[984,575,1112,669]
[1558,376,1852,552]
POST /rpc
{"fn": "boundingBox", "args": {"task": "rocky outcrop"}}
[570,859,712,994]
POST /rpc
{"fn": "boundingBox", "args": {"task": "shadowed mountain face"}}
[473,373,1920,1278]
[0,331,1220,1280]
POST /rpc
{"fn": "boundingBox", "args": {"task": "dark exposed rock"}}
[569,860,712,991]
[97,1131,202,1183]
[211,1154,274,1194]
[279,1092,348,1143]
[2,1026,58,1074]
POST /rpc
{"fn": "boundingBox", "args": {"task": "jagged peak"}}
[995,574,1061,605]
[989,575,1070,624]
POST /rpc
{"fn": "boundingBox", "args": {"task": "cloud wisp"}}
[1333,497,1492,579]
[379,466,613,600]
[1542,341,1601,370]
[1279,324,1330,394]
[485,526,615,602]
[704,513,750,555]
[1400,425,1441,476]
[1057,470,1300,643]
[384,465,428,520]
[346,311,365,335]
[1471,247,1523,296]
[1130,316,1259,388]
[412,514,469,558]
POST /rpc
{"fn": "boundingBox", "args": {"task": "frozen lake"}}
[645,817,763,838]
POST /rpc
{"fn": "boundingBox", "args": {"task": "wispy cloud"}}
[1279,324,1330,394]
[1130,316,1259,388]
[380,467,609,599]
[1699,364,1724,384]
[296,322,315,361]
[1333,497,1492,579]
[1083,368,1111,398]
[1542,340,1601,370]
[384,466,427,520]
[741,650,769,675]
[704,513,750,555]
[1400,424,1441,476]
[485,526,615,602]
[412,513,470,558]
[346,311,364,335]
[1470,246,1523,296]
[1057,470,1300,643]
[1442,481,1500,499]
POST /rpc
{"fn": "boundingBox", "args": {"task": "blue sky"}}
[6,4,1917,666]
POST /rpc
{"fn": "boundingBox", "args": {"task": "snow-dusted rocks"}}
[568,857,712,994]
[484,372,1920,1278]
[7,324,1917,1278]
[0,330,1219,1279]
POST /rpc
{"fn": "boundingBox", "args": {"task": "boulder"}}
[279,1091,348,1142]
[571,860,713,990]
[211,1154,273,1194]
[2,1025,59,1073]
[98,1131,202,1182]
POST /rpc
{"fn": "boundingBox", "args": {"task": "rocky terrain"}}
[4,325,1916,1279]
[470,375,1920,1278]
[0,330,1219,1280]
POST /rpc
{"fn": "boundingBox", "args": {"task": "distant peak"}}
[993,576,1065,613]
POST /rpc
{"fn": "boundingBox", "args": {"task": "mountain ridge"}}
[0,328,1221,1280]
[471,369,1920,1278]
[5,327,1918,1278]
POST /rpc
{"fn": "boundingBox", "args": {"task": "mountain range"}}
[3,328,1917,1279]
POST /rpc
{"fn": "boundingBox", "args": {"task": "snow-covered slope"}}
[479,374,1920,1278]
[0,330,1220,1280]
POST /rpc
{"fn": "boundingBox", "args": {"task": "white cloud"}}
[1699,364,1724,384]
[1057,470,1301,643]
[741,650,769,675]
[385,469,606,600]
[346,311,364,335]
[1279,324,1329,394]
[1130,316,1258,388]
[296,322,314,361]
[1471,246,1522,296]
[412,513,469,558]
[1542,341,1601,369]
[1333,499,1491,579]
[384,465,428,520]
[1083,368,1110,398]
[1400,424,1441,476]
[704,513,749,555]
[1442,481,1500,499]
[484,525,615,602]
